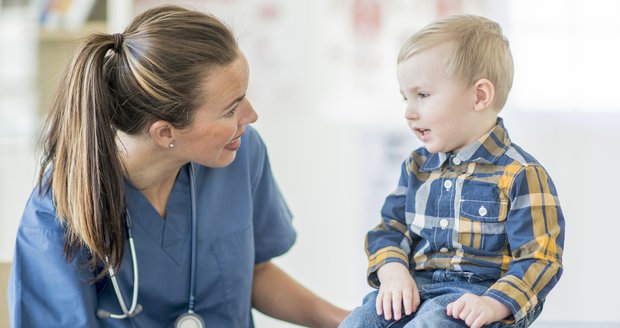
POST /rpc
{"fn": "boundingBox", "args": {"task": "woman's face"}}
[176,54,258,168]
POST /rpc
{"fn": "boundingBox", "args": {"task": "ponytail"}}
[40,33,126,280]
[38,5,239,281]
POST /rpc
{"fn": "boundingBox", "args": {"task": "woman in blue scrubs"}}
[8,5,348,327]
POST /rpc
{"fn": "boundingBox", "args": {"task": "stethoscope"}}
[96,163,206,328]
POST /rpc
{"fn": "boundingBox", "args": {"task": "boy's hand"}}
[376,262,420,321]
[446,293,511,328]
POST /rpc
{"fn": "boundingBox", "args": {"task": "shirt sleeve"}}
[8,187,101,328]
[365,158,420,288]
[484,164,565,322]
[247,129,296,264]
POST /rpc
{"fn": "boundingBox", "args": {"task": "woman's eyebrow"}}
[222,94,246,112]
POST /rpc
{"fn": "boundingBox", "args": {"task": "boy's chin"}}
[423,144,445,154]
[423,142,464,154]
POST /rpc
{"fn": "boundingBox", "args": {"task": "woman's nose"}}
[240,99,258,126]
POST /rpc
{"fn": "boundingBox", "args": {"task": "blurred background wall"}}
[1,0,619,327]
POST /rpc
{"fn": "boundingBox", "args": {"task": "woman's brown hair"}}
[39,5,239,280]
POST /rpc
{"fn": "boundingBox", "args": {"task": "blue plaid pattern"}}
[365,118,565,322]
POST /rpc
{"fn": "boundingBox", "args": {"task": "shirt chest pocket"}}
[458,199,508,253]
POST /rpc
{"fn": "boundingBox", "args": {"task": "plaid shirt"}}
[366,118,564,322]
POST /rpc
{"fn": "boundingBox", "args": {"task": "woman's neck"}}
[117,131,183,217]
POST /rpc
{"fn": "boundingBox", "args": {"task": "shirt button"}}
[439,219,448,229]
[452,157,461,165]
[478,206,488,217]
[440,247,449,253]
[443,180,453,190]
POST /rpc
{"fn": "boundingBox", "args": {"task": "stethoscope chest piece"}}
[174,312,206,328]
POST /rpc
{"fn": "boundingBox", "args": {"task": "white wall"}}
[243,0,620,325]
[254,109,620,328]
[502,111,620,323]
[0,6,38,263]
[0,139,37,263]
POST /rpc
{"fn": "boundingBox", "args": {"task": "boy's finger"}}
[459,303,472,321]
[449,299,464,319]
[402,288,413,315]
[446,302,453,316]
[383,291,393,320]
[412,287,420,312]
[464,310,477,326]
[376,290,385,315]
[470,315,485,328]
[392,291,403,320]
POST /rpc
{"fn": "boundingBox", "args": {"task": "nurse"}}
[8,5,348,328]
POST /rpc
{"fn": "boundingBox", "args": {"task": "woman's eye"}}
[224,105,239,118]
[401,96,408,103]
[418,92,429,98]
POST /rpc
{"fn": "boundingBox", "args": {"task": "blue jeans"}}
[339,270,543,328]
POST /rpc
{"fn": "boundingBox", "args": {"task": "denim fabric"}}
[339,270,543,328]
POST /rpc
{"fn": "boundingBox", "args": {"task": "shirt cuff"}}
[484,275,538,322]
[366,246,409,288]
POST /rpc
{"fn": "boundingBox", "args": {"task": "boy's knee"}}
[402,299,463,328]
[403,313,464,328]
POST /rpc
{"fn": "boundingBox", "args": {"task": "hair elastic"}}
[112,33,124,53]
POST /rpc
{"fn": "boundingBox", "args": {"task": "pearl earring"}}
[168,143,174,148]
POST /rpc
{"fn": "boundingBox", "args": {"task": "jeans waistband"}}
[415,269,493,285]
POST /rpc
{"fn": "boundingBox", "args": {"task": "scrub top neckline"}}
[123,164,191,264]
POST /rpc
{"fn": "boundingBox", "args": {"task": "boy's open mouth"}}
[414,128,430,136]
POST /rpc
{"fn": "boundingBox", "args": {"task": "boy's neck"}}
[452,114,499,155]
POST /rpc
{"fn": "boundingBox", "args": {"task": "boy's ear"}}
[473,78,495,112]
[148,120,176,149]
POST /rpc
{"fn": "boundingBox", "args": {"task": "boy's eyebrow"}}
[401,86,421,94]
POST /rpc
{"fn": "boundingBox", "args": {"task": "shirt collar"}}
[420,117,511,172]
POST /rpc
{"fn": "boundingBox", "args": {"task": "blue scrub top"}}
[8,127,296,327]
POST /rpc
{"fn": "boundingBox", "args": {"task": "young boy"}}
[339,15,565,328]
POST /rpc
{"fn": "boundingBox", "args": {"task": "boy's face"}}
[397,43,487,154]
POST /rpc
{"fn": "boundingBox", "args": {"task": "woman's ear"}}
[473,78,495,112]
[148,120,175,149]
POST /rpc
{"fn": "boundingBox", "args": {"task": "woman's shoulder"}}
[19,174,64,233]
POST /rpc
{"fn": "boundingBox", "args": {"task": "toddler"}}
[340,14,564,328]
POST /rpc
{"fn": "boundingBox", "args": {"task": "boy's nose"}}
[404,105,418,121]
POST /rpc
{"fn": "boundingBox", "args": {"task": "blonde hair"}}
[398,15,514,110]
[39,5,239,280]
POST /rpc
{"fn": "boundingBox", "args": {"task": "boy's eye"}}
[401,95,408,102]
[418,92,429,98]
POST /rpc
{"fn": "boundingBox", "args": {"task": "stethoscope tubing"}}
[98,163,201,323]
[99,211,141,319]
[188,163,198,313]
